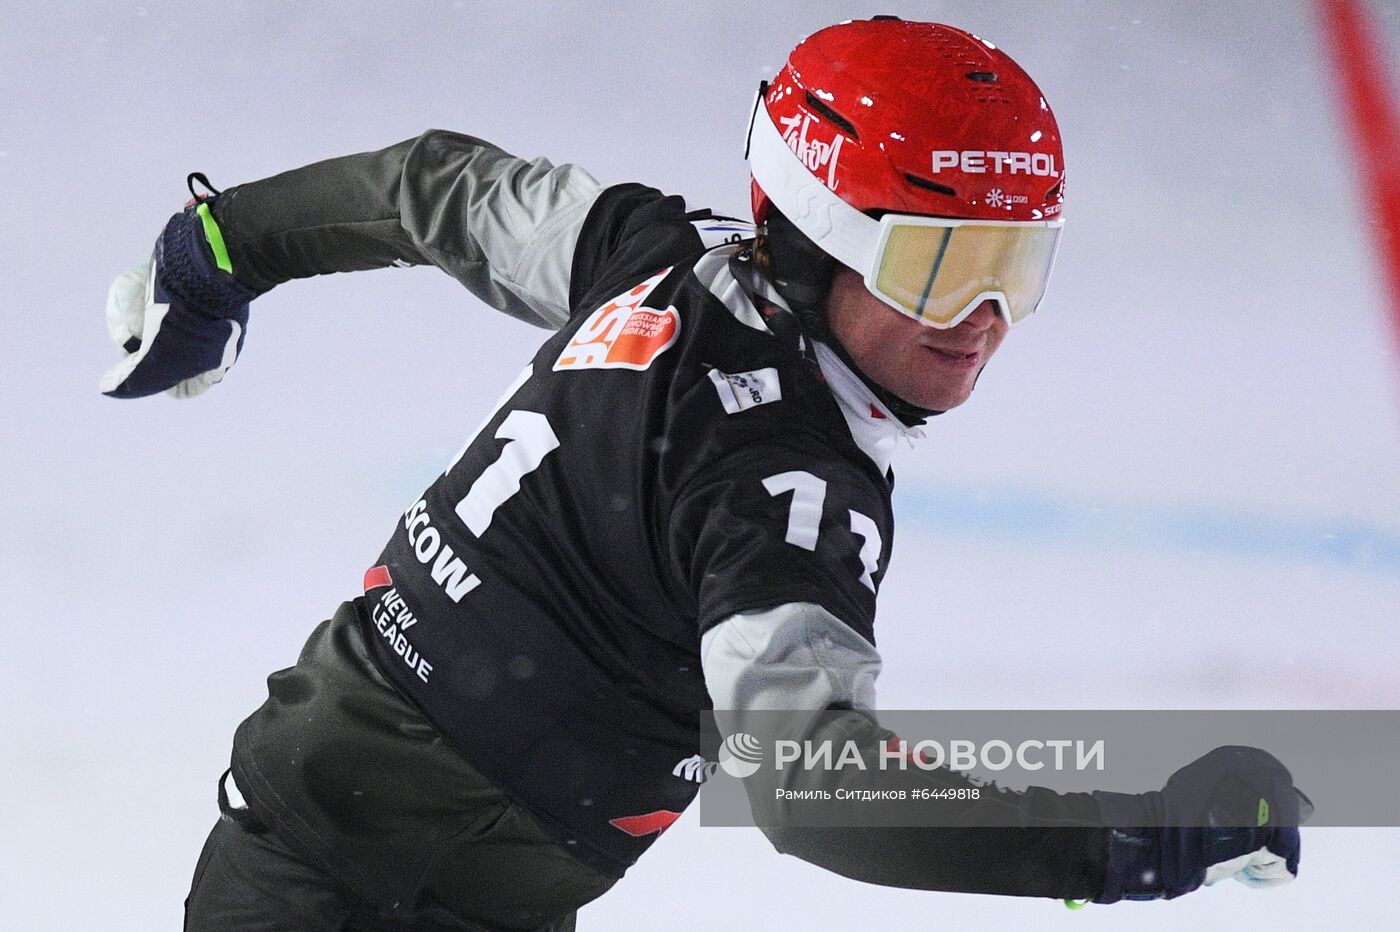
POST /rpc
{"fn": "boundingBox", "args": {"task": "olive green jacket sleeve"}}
[703,603,1110,900]
[211,129,604,329]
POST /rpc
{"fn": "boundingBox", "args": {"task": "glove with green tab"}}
[101,176,258,399]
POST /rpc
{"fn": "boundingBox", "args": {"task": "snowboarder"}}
[101,17,1302,931]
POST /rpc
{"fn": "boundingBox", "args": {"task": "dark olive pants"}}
[184,793,594,931]
[186,602,616,931]
[185,807,483,931]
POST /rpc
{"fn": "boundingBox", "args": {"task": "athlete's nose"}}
[957,300,999,333]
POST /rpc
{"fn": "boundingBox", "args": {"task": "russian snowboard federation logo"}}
[707,367,782,415]
[554,268,679,371]
[719,732,763,778]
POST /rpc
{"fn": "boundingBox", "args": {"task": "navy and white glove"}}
[1094,746,1306,903]
[100,182,257,399]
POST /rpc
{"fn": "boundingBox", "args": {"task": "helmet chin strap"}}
[758,211,943,426]
[761,209,836,310]
[817,330,944,426]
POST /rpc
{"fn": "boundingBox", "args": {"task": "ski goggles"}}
[866,215,1063,328]
[747,101,1064,329]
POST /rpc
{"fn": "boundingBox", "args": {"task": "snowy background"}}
[4,0,1399,928]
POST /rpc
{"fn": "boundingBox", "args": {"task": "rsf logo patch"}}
[554,268,680,371]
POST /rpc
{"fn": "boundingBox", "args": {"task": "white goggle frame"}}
[748,101,1064,329]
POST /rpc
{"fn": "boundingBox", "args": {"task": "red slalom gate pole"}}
[1314,0,1400,411]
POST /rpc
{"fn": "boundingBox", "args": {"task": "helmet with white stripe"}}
[748,17,1066,329]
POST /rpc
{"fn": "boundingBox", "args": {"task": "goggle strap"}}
[743,80,770,161]
[748,106,879,274]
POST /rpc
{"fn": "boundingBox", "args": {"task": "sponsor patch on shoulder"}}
[707,366,782,414]
[690,218,755,249]
[554,268,680,371]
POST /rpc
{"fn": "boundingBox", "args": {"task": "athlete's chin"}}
[897,378,978,412]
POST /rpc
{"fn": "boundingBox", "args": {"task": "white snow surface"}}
[3,1,1399,929]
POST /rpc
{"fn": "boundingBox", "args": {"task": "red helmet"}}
[748,18,1066,328]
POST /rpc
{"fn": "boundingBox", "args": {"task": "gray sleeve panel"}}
[213,129,603,330]
[699,602,882,713]
[398,131,603,328]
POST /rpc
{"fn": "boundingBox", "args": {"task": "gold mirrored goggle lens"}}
[873,223,1062,326]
